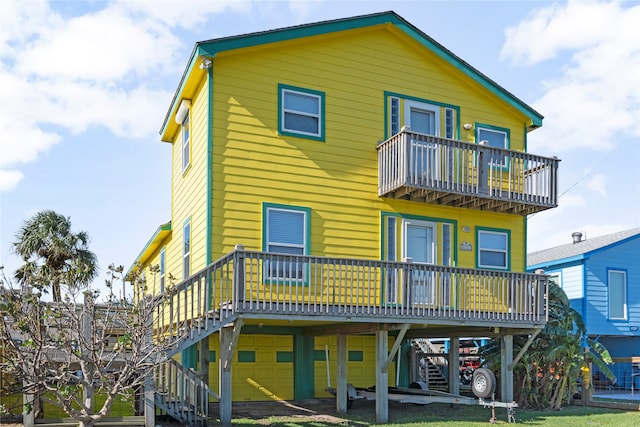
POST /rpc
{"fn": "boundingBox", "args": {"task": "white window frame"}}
[181,110,190,173]
[183,220,191,280]
[608,269,627,320]
[280,86,323,139]
[265,205,309,282]
[477,230,509,270]
[404,100,440,136]
[477,126,508,168]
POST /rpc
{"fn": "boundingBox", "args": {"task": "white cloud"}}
[502,1,640,154]
[0,169,24,193]
[120,0,250,29]
[15,7,182,82]
[0,0,244,194]
[584,173,607,198]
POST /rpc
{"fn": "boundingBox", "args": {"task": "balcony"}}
[377,129,559,215]
[155,248,549,352]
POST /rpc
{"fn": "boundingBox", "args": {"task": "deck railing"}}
[154,248,548,352]
[377,129,559,215]
[154,358,214,426]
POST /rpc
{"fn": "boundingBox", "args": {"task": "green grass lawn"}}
[230,402,639,427]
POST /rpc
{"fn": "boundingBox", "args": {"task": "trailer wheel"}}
[472,368,496,398]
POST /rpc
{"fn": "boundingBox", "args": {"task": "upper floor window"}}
[181,111,190,173]
[175,99,191,173]
[183,219,191,280]
[608,269,627,320]
[279,84,325,141]
[476,124,509,167]
[263,203,310,282]
[477,229,509,270]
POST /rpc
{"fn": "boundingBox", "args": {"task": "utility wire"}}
[529,153,611,219]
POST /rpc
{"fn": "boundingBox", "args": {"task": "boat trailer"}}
[327,368,518,424]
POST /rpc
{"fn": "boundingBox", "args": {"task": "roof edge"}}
[159,11,543,135]
[126,221,172,278]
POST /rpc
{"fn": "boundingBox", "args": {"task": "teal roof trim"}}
[126,221,172,278]
[160,11,543,136]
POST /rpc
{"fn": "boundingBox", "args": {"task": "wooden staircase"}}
[154,358,219,426]
[413,339,449,390]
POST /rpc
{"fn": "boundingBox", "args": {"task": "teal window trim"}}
[475,122,511,171]
[381,211,458,266]
[277,351,294,363]
[314,349,328,361]
[380,211,458,307]
[476,226,510,271]
[278,83,325,141]
[383,91,460,139]
[262,202,311,286]
[238,350,256,363]
[348,350,364,362]
[607,268,628,321]
[183,217,191,280]
[209,350,217,361]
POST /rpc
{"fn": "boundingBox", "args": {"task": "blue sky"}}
[1,0,639,296]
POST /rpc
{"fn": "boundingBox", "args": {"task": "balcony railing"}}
[378,129,560,215]
[155,248,549,351]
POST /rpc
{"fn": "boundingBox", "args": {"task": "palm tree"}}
[480,280,614,409]
[12,210,98,302]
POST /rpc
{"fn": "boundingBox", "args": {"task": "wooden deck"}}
[154,248,549,354]
[378,129,559,215]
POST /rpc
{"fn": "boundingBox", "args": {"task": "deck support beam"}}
[383,323,410,375]
[219,319,244,426]
[448,336,460,397]
[336,334,347,414]
[501,335,514,402]
[509,329,540,370]
[375,329,389,423]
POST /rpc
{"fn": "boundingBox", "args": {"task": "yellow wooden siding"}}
[314,335,395,397]
[165,79,209,283]
[204,335,293,401]
[207,26,527,273]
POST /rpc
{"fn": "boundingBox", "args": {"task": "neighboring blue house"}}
[527,228,640,390]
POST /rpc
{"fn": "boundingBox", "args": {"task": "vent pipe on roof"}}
[572,232,583,244]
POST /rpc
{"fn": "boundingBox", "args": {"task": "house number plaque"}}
[460,242,472,251]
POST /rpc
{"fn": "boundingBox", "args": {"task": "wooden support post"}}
[336,334,347,414]
[448,337,460,397]
[501,335,514,402]
[143,296,155,427]
[375,329,389,424]
[199,337,210,417]
[219,327,232,426]
[219,319,243,426]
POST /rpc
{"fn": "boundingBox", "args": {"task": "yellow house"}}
[129,11,559,425]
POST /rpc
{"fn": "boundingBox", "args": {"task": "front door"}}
[405,101,440,183]
[404,219,437,304]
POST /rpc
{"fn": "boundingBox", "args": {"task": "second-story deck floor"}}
[377,129,560,215]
